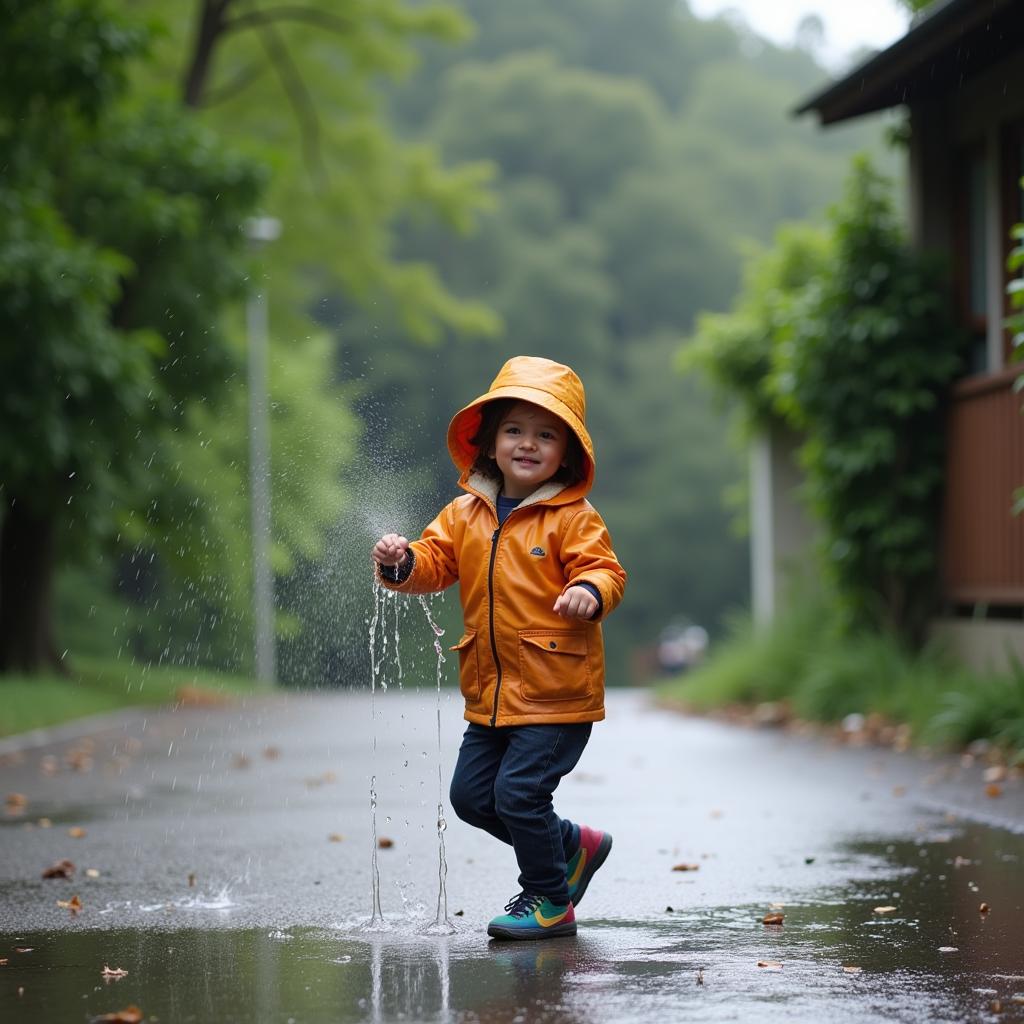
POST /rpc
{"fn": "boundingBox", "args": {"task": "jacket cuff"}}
[377,549,415,586]
[571,582,603,620]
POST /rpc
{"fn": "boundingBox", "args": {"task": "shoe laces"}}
[503,891,545,918]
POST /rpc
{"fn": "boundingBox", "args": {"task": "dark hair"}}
[468,398,588,488]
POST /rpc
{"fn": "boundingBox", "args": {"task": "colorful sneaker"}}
[487,892,577,941]
[566,825,613,907]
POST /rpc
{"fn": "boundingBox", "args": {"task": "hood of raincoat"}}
[447,356,595,497]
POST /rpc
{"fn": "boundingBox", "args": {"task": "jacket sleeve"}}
[558,505,627,622]
[377,501,459,595]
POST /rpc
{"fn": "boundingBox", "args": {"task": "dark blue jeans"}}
[449,721,592,905]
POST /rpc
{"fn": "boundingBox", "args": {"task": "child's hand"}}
[553,586,598,620]
[372,533,410,567]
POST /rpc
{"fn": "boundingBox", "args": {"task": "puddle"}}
[3,822,1023,1023]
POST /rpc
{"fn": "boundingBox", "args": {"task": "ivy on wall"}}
[1009,182,1024,515]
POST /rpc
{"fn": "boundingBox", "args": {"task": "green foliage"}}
[661,598,1023,757]
[0,0,262,535]
[682,224,833,428]
[930,661,1024,754]
[0,656,265,737]
[685,160,962,642]
[132,0,499,347]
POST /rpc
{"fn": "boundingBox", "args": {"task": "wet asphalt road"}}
[2,686,1024,1023]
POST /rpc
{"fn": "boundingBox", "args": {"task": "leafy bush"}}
[662,598,1022,758]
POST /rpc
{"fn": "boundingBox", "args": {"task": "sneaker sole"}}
[571,832,613,908]
[487,920,578,941]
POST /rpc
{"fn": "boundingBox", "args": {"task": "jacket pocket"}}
[450,631,481,701]
[518,631,592,703]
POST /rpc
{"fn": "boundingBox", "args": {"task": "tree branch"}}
[223,5,354,36]
[182,0,238,108]
[255,19,328,189]
[201,60,268,107]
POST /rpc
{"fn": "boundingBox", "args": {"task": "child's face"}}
[489,401,569,498]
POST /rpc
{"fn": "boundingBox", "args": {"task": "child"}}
[371,355,626,941]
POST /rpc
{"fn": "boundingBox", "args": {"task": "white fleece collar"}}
[465,472,566,510]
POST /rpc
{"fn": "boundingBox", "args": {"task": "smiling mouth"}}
[514,457,540,465]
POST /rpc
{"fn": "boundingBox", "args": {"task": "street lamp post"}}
[244,215,281,685]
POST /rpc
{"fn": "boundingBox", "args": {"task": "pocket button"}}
[549,641,557,649]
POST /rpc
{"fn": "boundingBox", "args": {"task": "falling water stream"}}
[417,595,451,931]
[366,573,452,933]
[367,574,385,926]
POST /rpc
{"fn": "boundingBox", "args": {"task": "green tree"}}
[0,0,262,673]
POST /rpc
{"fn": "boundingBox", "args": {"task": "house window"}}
[1002,121,1024,364]
[955,145,991,375]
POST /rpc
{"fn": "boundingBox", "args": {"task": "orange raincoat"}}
[379,357,626,727]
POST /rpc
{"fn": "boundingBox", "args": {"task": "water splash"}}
[418,595,452,933]
[368,572,385,925]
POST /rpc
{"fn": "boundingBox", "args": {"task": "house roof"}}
[795,0,1021,125]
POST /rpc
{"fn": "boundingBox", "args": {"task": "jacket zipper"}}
[487,523,504,727]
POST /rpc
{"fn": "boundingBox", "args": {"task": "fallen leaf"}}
[979,902,991,914]
[843,966,863,974]
[263,746,281,759]
[990,1000,1003,1013]
[938,946,959,953]
[57,894,83,915]
[757,960,783,969]
[68,826,87,839]
[188,873,196,888]
[672,863,699,872]
[65,747,94,773]
[377,837,394,849]
[175,685,231,708]
[762,913,784,926]
[327,833,344,843]
[892,786,906,797]
[101,966,128,978]
[985,783,1003,799]
[93,1005,143,1023]
[86,868,101,879]
[232,754,250,770]
[5,793,28,814]
[42,859,76,879]
[873,906,897,914]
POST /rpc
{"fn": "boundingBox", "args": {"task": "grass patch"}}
[659,601,1024,759]
[0,656,266,738]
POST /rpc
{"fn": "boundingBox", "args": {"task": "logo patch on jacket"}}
[530,546,546,557]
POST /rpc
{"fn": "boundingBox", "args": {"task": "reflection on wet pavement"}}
[5,828,1024,1021]
[2,691,1023,1021]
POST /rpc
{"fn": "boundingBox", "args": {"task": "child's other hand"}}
[553,586,598,620]
[372,533,409,567]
